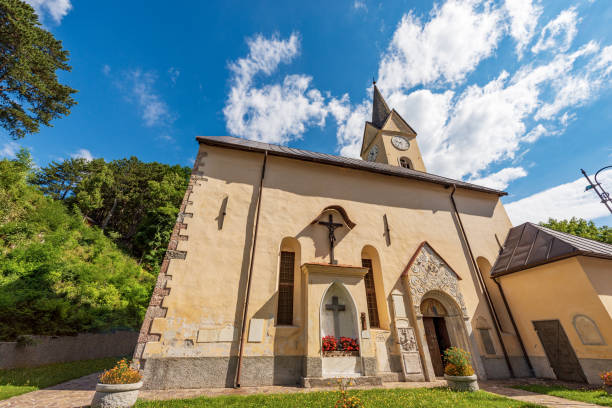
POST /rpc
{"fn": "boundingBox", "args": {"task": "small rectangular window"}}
[362,259,380,328]
[277,251,295,325]
[478,328,496,355]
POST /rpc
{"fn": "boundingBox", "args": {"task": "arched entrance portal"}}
[421,298,451,376]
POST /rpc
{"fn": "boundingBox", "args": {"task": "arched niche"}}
[319,282,359,344]
[361,245,390,330]
[573,314,605,345]
[276,237,301,326]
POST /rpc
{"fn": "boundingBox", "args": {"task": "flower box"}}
[322,350,360,357]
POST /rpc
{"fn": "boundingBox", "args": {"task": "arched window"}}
[277,251,295,325]
[399,157,412,169]
[362,259,380,328]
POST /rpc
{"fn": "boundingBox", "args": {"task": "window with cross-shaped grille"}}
[277,251,295,325]
[362,259,380,328]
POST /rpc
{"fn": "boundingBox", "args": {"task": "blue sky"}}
[2,0,612,226]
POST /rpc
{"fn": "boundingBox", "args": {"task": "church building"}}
[133,85,536,388]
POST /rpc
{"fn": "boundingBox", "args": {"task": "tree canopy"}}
[0,0,77,138]
[0,151,155,340]
[33,156,191,271]
[540,217,611,244]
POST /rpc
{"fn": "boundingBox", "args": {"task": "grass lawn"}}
[0,357,119,401]
[513,384,612,407]
[136,387,543,408]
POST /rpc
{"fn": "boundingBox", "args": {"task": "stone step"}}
[301,376,383,388]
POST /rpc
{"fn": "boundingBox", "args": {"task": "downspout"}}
[493,277,535,376]
[449,184,515,378]
[235,151,268,388]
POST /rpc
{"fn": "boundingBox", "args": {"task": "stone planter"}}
[604,384,612,395]
[444,374,479,392]
[91,381,143,408]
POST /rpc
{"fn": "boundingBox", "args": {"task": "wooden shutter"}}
[362,259,380,328]
[277,251,295,325]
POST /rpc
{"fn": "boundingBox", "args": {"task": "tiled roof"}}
[195,135,506,196]
[491,222,612,277]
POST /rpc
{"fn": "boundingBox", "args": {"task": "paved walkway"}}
[0,374,606,408]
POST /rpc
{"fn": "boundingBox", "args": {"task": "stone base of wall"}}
[0,331,138,369]
[141,356,303,389]
[580,358,612,384]
[481,356,511,379]
[142,356,413,389]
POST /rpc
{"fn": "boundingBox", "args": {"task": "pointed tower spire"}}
[371,83,391,129]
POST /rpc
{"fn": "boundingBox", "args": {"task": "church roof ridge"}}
[490,222,612,277]
[195,135,507,196]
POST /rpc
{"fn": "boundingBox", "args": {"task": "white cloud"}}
[71,149,93,161]
[102,65,111,76]
[1,141,21,159]
[168,67,180,84]
[377,0,503,92]
[223,33,329,144]
[505,170,612,224]
[531,7,579,54]
[124,70,172,127]
[504,0,542,57]
[25,0,72,23]
[469,167,527,190]
[353,0,367,11]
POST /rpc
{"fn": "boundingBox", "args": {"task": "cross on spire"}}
[318,213,343,264]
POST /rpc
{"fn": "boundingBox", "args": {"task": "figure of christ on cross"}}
[318,214,343,264]
[326,295,346,338]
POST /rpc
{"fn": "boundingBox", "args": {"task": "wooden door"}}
[533,320,587,383]
[424,317,444,376]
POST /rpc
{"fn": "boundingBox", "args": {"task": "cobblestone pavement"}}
[0,374,606,408]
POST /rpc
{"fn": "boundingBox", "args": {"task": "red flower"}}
[322,335,338,351]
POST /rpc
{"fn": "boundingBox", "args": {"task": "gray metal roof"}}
[372,85,391,129]
[491,222,612,277]
[195,135,506,196]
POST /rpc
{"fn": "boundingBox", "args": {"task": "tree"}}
[540,217,612,244]
[0,0,77,138]
[34,156,191,270]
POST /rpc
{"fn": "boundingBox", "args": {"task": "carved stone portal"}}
[406,243,467,317]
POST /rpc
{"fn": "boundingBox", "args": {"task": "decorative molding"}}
[404,243,467,317]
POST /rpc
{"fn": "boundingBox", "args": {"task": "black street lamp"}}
[581,166,612,214]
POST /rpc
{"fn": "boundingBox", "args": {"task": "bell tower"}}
[359,84,427,172]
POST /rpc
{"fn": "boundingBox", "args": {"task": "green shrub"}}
[444,347,475,376]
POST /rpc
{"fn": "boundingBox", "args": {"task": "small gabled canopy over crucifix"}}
[310,205,356,265]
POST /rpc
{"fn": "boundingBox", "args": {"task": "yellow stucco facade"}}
[497,256,612,384]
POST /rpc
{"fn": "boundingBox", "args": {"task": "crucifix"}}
[318,214,343,264]
[325,296,346,338]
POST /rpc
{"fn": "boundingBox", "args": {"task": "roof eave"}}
[196,136,507,197]
[491,251,612,278]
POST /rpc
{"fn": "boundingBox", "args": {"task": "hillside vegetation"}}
[0,150,188,340]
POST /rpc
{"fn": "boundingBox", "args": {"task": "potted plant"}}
[91,358,143,408]
[601,371,612,394]
[443,347,478,391]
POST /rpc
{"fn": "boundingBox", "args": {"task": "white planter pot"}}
[91,381,143,408]
[444,374,479,392]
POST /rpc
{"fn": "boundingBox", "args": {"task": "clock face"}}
[391,136,410,151]
[367,145,379,161]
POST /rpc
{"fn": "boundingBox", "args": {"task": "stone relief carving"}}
[397,327,418,352]
[407,244,467,316]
